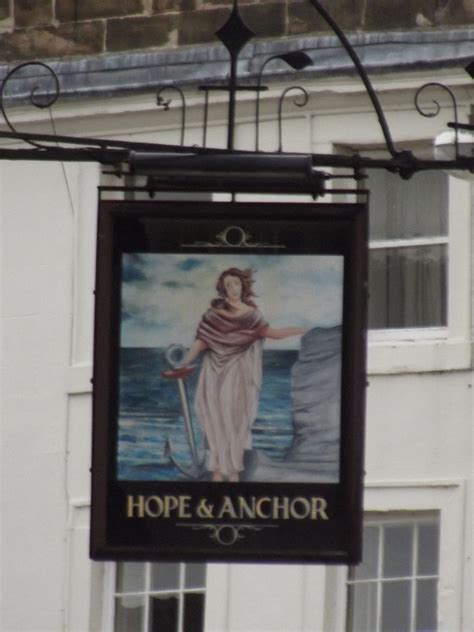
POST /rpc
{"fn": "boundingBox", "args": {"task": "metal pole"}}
[227,56,237,150]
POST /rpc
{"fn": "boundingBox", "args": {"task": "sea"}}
[117,348,298,481]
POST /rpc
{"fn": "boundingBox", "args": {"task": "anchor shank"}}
[176,378,200,466]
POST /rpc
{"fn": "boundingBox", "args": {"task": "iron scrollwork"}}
[307,0,401,159]
[0,61,60,149]
[255,51,313,151]
[415,81,461,158]
[0,0,470,179]
[277,86,310,153]
[156,85,186,146]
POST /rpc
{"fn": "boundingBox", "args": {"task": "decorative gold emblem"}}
[178,523,278,546]
[182,225,285,249]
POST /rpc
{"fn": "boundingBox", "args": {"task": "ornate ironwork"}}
[216,0,255,150]
[0,0,471,183]
[156,85,186,146]
[307,0,401,160]
[0,61,60,150]
[277,86,309,152]
[415,82,460,158]
[255,51,313,151]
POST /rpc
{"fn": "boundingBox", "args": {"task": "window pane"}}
[383,525,413,578]
[369,245,447,329]
[353,526,379,580]
[115,596,145,632]
[416,579,438,631]
[369,171,448,240]
[185,564,207,589]
[347,582,378,632]
[381,580,411,632]
[116,563,146,593]
[417,524,440,576]
[151,563,180,591]
[149,595,178,632]
[183,593,205,632]
[348,518,440,632]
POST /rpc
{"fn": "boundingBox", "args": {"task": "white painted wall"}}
[2,160,74,631]
[1,70,472,632]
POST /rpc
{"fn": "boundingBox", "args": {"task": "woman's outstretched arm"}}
[180,338,208,366]
[261,326,308,340]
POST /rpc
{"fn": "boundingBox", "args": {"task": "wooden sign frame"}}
[90,199,367,563]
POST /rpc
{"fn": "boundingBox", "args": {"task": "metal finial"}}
[215,0,255,58]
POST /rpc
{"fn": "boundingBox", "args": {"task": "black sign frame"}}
[90,198,368,564]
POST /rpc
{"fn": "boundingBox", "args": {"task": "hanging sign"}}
[90,198,368,563]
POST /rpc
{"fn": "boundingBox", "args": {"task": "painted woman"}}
[180,267,306,482]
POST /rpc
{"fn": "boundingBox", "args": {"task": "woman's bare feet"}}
[229,472,239,482]
[212,470,224,482]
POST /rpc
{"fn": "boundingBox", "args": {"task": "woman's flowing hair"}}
[211,267,257,310]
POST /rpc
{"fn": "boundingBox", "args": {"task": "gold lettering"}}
[290,497,311,519]
[127,495,145,518]
[218,496,238,519]
[163,496,179,518]
[197,498,214,519]
[145,496,164,517]
[127,495,196,520]
[129,493,329,522]
[272,496,290,520]
[311,497,329,520]
[237,496,256,519]
[256,497,272,519]
[178,496,192,519]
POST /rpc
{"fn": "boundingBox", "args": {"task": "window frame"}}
[366,169,465,339]
[323,481,466,632]
[368,169,471,371]
[346,512,440,632]
[311,96,472,373]
[368,238,449,334]
[102,562,207,632]
[334,150,471,374]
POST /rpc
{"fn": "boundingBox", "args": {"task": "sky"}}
[120,253,344,349]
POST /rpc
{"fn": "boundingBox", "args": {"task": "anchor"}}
[161,344,207,479]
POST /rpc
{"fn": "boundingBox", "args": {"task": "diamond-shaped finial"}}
[215,0,255,58]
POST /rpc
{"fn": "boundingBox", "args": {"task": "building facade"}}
[1,2,473,631]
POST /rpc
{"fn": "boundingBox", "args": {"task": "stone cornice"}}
[0,28,472,104]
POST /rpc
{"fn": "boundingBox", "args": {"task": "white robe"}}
[194,308,267,475]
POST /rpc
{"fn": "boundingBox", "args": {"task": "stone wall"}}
[0,0,472,61]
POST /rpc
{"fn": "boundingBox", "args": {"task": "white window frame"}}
[324,480,467,632]
[102,562,207,632]
[367,174,471,373]
[346,512,440,632]
[310,88,472,374]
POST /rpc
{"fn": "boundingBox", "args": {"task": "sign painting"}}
[90,199,367,563]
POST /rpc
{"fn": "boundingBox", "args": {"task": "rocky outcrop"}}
[244,326,341,483]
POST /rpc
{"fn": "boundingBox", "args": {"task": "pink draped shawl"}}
[195,308,268,475]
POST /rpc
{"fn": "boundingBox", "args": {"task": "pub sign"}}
[90,199,368,563]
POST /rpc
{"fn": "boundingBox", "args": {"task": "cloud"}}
[122,254,148,282]
[177,258,206,272]
[120,253,343,348]
[162,280,195,289]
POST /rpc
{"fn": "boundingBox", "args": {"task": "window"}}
[346,515,440,632]
[113,562,206,632]
[367,170,448,330]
